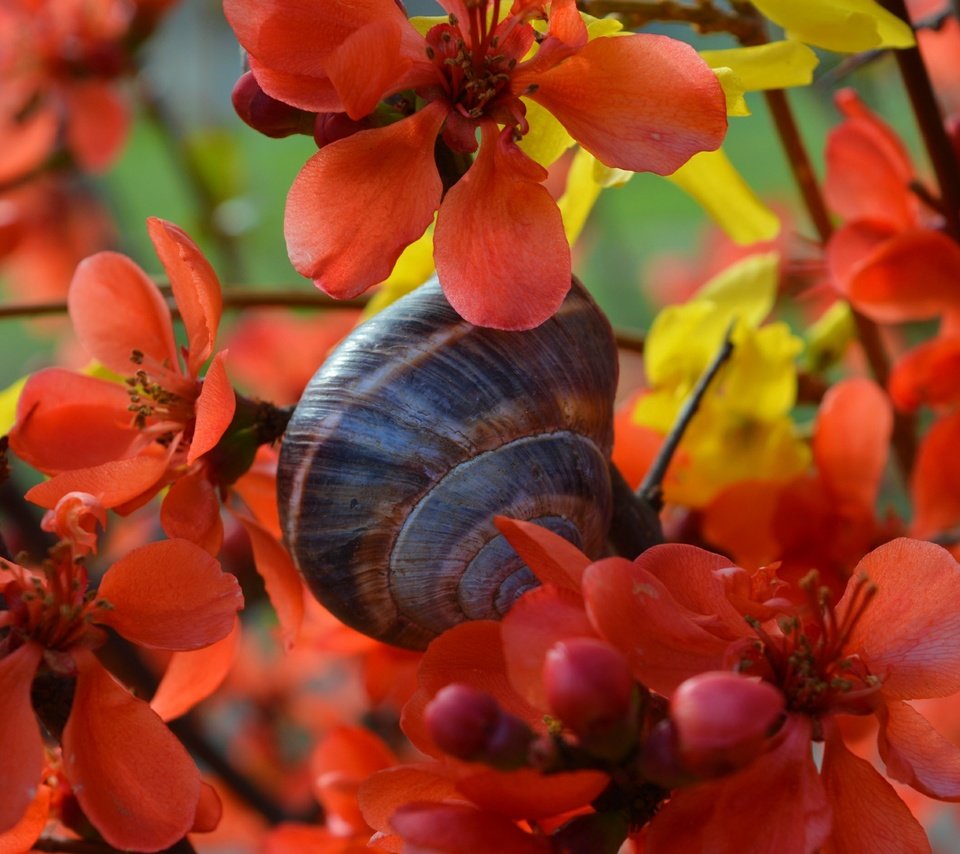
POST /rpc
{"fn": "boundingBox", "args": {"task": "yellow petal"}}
[803,301,856,373]
[751,0,914,52]
[644,302,732,391]
[694,252,780,327]
[723,323,803,421]
[518,98,575,168]
[667,148,780,245]
[583,13,624,39]
[362,225,436,319]
[557,147,604,245]
[591,158,633,188]
[711,67,750,117]
[701,41,819,91]
[0,376,26,435]
[408,15,446,36]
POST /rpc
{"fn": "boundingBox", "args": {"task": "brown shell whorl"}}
[277,278,618,649]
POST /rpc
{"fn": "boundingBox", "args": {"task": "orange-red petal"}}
[160,468,224,555]
[813,378,891,511]
[312,725,397,835]
[494,516,590,591]
[844,229,960,322]
[390,803,551,854]
[889,335,960,411]
[455,767,608,820]
[189,350,236,464]
[0,782,50,853]
[500,584,594,711]
[9,368,139,472]
[62,652,200,851]
[647,716,830,853]
[96,538,243,650]
[519,34,726,175]
[147,217,223,377]
[68,250,178,376]
[911,412,960,538]
[24,449,171,511]
[877,700,960,802]
[0,643,43,835]
[284,102,445,299]
[582,553,739,695]
[843,538,960,700]
[150,618,241,722]
[234,513,304,651]
[64,81,130,173]
[434,125,570,330]
[359,763,461,836]
[191,781,224,834]
[702,480,784,569]
[821,725,931,851]
[0,104,58,185]
[824,91,917,229]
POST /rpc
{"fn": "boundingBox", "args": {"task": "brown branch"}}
[579,0,762,40]
[880,0,960,239]
[0,287,369,320]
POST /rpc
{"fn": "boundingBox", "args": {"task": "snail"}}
[277,277,622,650]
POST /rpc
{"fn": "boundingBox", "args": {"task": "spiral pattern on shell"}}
[278,278,618,649]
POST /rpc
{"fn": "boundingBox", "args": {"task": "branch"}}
[880,0,960,239]
[637,326,735,509]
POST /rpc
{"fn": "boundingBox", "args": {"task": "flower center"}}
[424,0,540,131]
[1,547,111,656]
[125,348,194,440]
[739,572,882,724]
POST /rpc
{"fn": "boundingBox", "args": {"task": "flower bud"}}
[543,638,636,759]
[231,71,314,138]
[425,684,533,770]
[313,112,373,149]
[670,671,784,778]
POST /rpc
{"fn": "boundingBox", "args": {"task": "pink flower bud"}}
[544,638,636,758]
[231,71,313,138]
[425,684,532,769]
[670,671,784,777]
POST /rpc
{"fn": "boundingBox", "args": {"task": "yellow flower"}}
[627,253,810,507]
[750,0,914,53]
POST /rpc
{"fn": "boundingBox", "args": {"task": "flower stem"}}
[880,0,960,240]
[761,87,918,481]
[636,325,735,510]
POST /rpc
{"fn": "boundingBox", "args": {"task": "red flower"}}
[703,378,896,598]
[0,538,243,850]
[0,0,174,183]
[224,0,726,329]
[10,216,235,520]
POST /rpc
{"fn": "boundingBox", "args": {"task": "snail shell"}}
[278,278,618,649]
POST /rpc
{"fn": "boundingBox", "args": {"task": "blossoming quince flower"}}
[0,537,243,851]
[10,216,235,532]
[224,0,727,329]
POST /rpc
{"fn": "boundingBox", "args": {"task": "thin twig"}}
[0,288,368,320]
[880,0,960,239]
[637,326,735,509]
